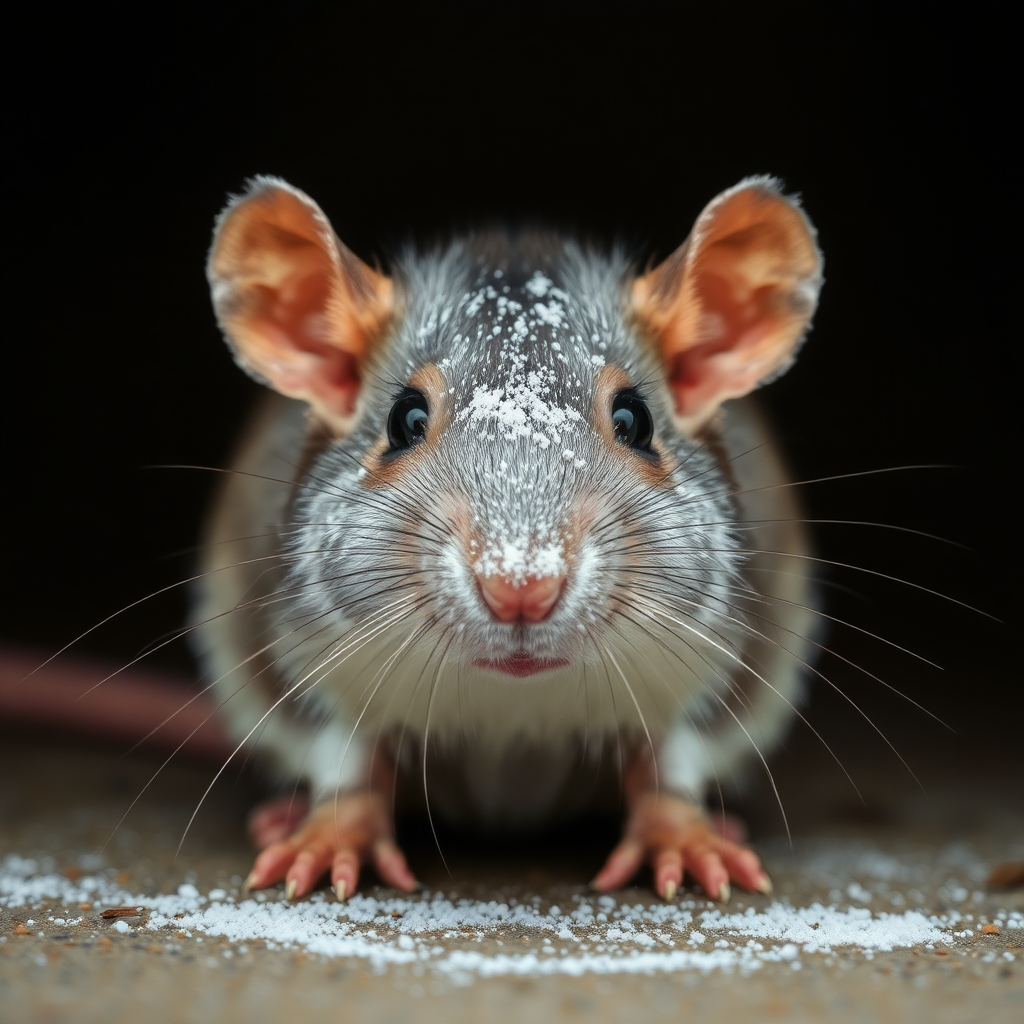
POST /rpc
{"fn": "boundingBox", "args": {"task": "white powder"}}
[2,849,1009,983]
[458,372,583,448]
[524,271,552,298]
[532,302,564,327]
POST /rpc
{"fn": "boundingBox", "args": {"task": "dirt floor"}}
[1,648,1021,1024]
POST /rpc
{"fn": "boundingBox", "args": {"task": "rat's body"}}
[193,177,823,900]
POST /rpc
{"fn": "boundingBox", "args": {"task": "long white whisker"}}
[599,627,731,819]
[604,646,659,796]
[328,620,426,822]
[173,595,423,855]
[422,642,455,879]
[289,596,418,702]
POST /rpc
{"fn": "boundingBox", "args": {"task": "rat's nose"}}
[478,574,565,623]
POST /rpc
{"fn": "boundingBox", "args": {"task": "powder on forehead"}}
[347,238,663,584]
[386,235,636,384]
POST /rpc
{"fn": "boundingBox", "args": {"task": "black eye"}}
[386,388,429,451]
[611,390,654,452]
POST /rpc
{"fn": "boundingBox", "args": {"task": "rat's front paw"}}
[591,793,771,901]
[243,792,417,900]
[247,792,311,849]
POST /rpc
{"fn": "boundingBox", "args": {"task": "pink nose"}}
[478,574,565,623]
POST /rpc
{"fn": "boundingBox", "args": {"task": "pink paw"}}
[709,809,748,845]
[592,793,770,901]
[243,792,417,900]
[247,792,311,849]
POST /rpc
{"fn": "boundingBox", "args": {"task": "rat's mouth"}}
[473,652,570,678]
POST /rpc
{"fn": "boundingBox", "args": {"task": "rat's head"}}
[208,178,821,683]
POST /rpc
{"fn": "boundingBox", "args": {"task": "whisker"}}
[324,617,426,824]
[624,566,945,671]
[676,464,957,514]
[608,601,795,844]
[106,613,341,844]
[603,646,659,794]
[422,638,457,880]
[617,542,996,620]
[600,630,731,818]
[640,585,932,788]
[633,597,853,817]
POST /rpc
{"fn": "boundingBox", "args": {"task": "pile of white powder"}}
[2,847,1019,982]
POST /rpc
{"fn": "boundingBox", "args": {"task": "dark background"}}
[5,5,1018,766]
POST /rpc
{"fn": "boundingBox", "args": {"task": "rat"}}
[192,174,823,904]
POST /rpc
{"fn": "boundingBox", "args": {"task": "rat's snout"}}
[478,574,565,623]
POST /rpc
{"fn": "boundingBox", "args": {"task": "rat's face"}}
[287,243,743,679]
[206,176,820,697]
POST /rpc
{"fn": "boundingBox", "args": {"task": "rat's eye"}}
[387,388,429,451]
[611,390,654,452]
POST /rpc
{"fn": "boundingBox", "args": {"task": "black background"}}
[5,5,1018,755]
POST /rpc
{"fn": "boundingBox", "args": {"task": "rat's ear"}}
[631,177,822,434]
[208,177,394,433]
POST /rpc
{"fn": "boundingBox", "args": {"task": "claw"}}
[597,791,768,902]
[242,790,409,899]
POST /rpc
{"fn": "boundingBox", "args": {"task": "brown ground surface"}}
[1,649,1021,1024]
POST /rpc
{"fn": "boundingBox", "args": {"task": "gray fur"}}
[288,238,744,693]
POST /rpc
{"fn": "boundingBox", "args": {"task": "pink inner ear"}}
[308,348,360,417]
[264,268,332,353]
[670,344,770,418]
[251,269,361,418]
[668,271,777,417]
